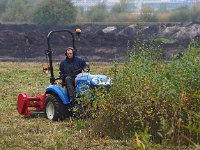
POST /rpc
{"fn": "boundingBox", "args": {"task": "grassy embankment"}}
[1,41,200,149]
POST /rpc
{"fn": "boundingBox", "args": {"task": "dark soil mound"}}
[0,23,199,62]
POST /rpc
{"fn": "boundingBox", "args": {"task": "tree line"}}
[0,0,76,25]
[0,0,200,25]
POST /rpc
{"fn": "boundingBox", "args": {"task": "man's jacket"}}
[59,56,87,78]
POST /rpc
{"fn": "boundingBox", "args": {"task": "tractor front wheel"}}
[44,94,69,121]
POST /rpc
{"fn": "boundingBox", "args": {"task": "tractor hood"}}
[75,72,112,86]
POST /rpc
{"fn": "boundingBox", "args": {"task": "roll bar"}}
[46,29,81,84]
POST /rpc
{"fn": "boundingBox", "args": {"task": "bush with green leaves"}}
[1,0,31,22]
[85,3,108,22]
[169,6,191,22]
[92,40,200,146]
[32,0,77,25]
[140,6,158,22]
[0,0,8,17]
[111,0,129,14]
[191,7,200,22]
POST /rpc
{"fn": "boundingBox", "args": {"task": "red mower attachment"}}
[17,93,46,117]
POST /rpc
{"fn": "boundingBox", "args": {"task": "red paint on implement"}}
[17,93,46,117]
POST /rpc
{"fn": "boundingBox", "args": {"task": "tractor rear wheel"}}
[44,94,70,121]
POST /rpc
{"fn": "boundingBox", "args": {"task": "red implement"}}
[17,93,46,117]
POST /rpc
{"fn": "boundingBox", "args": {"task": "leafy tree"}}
[0,0,8,16]
[32,0,77,25]
[190,7,200,23]
[169,6,191,22]
[1,0,30,22]
[86,3,108,22]
[140,6,158,22]
[111,0,127,13]
[159,3,167,12]
[111,0,135,13]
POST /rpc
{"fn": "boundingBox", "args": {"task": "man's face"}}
[66,49,73,59]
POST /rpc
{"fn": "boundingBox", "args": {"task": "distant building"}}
[72,0,119,11]
[72,0,198,11]
[140,0,197,11]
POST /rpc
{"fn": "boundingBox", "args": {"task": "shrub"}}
[105,13,139,23]
[191,7,200,22]
[32,0,77,25]
[92,40,200,146]
[1,0,31,23]
[0,0,8,17]
[140,6,158,22]
[85,3,108,22]
[157,12,171,22]
[169,6,191,22]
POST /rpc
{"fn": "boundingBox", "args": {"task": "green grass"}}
[156,37,176,44]
[0,62,133,150]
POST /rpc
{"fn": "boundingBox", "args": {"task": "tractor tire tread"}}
[45,94,70,121]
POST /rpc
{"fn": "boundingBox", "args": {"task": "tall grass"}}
[92,40,200,147]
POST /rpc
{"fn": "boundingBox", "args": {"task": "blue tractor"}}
[17,28,112,121]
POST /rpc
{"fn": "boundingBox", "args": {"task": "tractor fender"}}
[45,85,70,104]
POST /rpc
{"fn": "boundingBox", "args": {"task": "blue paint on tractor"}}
[45,72,112,105]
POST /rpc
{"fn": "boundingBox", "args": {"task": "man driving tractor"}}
[17,29,112,121]
[59,47,89,102]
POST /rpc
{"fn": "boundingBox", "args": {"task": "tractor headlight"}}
[92,78,112,85]
[92,78,101,85]
[106,78,112,85]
